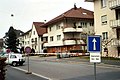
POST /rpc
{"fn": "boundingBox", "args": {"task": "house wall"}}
[94,0,118,57]
[23,33,31,48]
[30,25,40,53]
[44,18,94,53]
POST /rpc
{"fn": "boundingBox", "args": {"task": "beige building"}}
[42,6,94,53]
[85,0,120,57]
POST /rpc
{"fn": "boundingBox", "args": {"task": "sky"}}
[0,0,93,38]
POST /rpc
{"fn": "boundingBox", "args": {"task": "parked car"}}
[3,53,26,66]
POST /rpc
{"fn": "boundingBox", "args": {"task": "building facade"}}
[19,29,31,50]
[85,0,120,57]
[30,22,47,53]
[42,6,94,53]
[18,22,47,53]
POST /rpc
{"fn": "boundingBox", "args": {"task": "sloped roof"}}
[42,7,94,27]
[22,29,31,36]
[33,22,47,36]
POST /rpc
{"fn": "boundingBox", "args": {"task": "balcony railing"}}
[63,38,81,41]
[110,19,120,28]
[109,0,120,9]
[111,38,120,46]
[63,27,83,33]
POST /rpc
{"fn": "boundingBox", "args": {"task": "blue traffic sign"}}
[87,35,101,52]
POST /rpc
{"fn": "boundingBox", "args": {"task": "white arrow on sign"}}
[92,38,97,50]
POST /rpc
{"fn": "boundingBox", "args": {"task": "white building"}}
[30,22,47,53]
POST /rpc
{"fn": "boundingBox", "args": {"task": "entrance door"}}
[117,47,120,56]
[116,29,120,39]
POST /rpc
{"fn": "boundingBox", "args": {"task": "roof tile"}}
[33,22,47,36]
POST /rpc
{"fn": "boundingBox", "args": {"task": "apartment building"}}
[85,0,120,57]
[42,6,94,53]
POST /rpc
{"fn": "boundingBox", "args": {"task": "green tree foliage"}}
[5,26,19,53]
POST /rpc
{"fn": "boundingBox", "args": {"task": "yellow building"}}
[85,0,120,57]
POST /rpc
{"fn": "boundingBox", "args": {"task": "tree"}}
[5,26,19,53]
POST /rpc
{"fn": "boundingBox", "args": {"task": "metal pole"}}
[94,63,96,80]
[26,53,32,74]
[28,54,29,72]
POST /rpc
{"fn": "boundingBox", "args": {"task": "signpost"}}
[6,49,11,65]
[25,46,32,74]
[87,35,101,80]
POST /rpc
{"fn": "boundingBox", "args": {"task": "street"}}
[6,65,48,80]
[11,56,120,80]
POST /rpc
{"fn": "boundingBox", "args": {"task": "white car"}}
[4,53,26,66]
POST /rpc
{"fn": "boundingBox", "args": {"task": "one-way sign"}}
[87,35,101,52]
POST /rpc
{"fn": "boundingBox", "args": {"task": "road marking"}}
[92,38,97,50]
[11,67,52,80]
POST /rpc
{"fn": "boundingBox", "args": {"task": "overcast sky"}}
[0,0,93,38]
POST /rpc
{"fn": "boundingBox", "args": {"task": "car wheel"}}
[12,62,17,67]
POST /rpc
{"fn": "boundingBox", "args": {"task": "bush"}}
[0,57,7,80]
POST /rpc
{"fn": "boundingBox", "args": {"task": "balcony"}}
[110,19,120,28]
[63,38,84,45]
[43,41,63,47]
[63,27,83,33]
[109,0,120,9]
[111,38,120,46]
[63,40,84,45]
[63,38,81,41]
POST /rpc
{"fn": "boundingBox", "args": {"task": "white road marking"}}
[11,67,52,80]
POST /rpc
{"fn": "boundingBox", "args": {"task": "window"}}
[101,15,107,25]
[33,31,35,35]
[28,41,29,44]
[73,22,77,28]
[89,23,94,26]
[56,25,60,30]
[25,42,26,45]
[35,38,37,43]
[31,38,34,43]
[102,32,108,40]
[78,26,82,28]
[57,35,61,41]
[10,55,17,58]
[50,36,53,41]
[49,27,51,31]
[81,22,87,28]
[35,46,36,49]
[101,0,106,8]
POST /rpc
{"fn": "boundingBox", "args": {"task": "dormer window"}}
[83,13,87,15]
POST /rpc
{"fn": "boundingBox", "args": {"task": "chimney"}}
[74,3,77,10]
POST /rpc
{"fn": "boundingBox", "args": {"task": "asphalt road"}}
[6,66,48,80]
[15,56,120,80]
